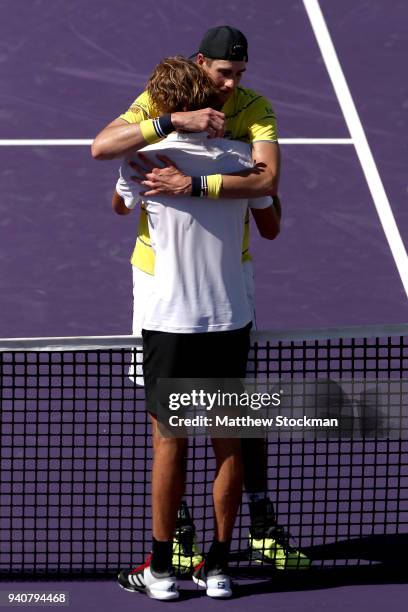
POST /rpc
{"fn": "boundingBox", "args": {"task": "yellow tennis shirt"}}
[119,87,278,274]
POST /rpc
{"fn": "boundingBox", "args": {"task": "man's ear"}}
[196,53,205,65]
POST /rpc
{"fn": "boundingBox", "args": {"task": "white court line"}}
[279,138,352,144]
[0,138,353,146]
[0,139,93,146]
[303,0,408,298]
[1,323,408,351]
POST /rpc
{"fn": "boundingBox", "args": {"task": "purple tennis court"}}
[0,0,407,610]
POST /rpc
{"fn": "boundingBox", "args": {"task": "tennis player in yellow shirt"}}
[92,25,309,576]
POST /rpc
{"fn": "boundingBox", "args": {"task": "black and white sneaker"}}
[192,561,232,599]
[118,555,179,601]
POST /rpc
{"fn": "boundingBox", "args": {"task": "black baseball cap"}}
[196,25,248,62]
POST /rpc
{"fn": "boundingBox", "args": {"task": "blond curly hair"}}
[146,56,219,114]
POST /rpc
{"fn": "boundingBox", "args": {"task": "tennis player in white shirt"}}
[113,57,279,600]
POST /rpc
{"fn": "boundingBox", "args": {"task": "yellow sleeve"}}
[118,91,155,124]
[246,96,278,143]
[117,91,158,274]
[130,206,155,274]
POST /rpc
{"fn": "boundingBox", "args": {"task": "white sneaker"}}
[192,562,232,598]
[118,558,179,600]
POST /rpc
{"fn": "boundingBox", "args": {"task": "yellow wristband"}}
[206,174,222,199]
[139,119,163,145]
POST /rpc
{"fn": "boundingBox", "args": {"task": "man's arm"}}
[112,190,132,216]
[91,109,226,160]
[221,141,280,198]
[250,196,281,240]
[130,140,281,199]
[92,118,147,161]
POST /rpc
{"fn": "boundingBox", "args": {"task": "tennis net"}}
[0,324,407,577]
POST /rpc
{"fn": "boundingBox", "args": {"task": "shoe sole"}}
[206,589,232,599]
[118,576,179,600]
[146,588,179,601]
[117,575,140,593]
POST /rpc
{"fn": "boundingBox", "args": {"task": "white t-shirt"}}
[129,261,256,385]
[117,132,271,333]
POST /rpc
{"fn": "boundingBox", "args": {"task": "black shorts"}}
[142,323,251,418]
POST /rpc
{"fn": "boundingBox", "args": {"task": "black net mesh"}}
[0,327,407,578]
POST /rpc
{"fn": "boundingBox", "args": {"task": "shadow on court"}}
[218,533,408,598]
[174,565,408,601]
[227,566,407,599]
[302,533,408,566]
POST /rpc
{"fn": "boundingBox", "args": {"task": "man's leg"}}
[243,434,310,570]
[193,437,243,598]
[242,437,276,528]
[150,416,187,543]
[130,267,202,572]
[241,263,279,548]
[242,438,269,495]
[240,261,310,570]
[211,438,243,543]
[144,332,189,571]
[118,330,187,599]
[117,415,185,599]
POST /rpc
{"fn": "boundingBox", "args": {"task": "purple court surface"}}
[0,0,407,610]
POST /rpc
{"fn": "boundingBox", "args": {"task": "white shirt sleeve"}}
[248,196,273,210]
[115,161,143,210]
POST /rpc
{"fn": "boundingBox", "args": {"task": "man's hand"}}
[130,153,192,197]
[171,108,225,138]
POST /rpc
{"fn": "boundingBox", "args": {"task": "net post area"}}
[0,325,407,578]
